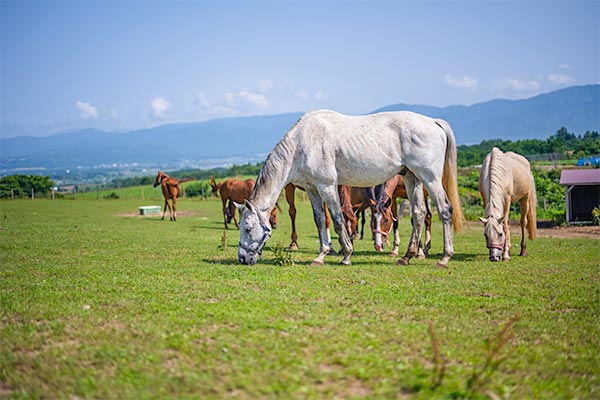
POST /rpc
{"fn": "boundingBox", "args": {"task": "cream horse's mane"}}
[486,148,509,218]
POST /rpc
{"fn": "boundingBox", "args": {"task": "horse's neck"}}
[251,140,295,211]
[384,176,400,200]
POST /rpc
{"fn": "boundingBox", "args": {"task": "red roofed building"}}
[559,169,600,224]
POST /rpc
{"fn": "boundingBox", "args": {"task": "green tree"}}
[0,175,55,198]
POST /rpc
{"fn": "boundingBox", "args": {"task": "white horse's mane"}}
[252,116,303,200]
[486,148,509,217]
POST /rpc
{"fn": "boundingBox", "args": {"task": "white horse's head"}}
[237,200,272,265]
[479,216,505,262]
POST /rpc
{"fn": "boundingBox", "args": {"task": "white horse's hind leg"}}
[423,179,454,268]
[398,172,426,266]
[306,191,331,266]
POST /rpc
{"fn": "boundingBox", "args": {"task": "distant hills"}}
[373,84,599,143]
[1,84,598,174]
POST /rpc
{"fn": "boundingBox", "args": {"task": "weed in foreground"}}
[271,241,296,266]
[428,321,446,390]
[425,314,520,398]
[217,229,228,251]
[466,314,521,398]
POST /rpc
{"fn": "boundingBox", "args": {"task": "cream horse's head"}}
[479,216,505,262]
[237,200,272,265]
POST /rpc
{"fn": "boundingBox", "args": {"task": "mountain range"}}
[1,84,598,174]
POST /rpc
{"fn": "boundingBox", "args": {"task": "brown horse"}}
[209,177,279,230]
[348,187,375,240]
[153,171,195,221]
[371,174,432,257]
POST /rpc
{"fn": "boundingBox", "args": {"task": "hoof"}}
[397,257,410,266]
[389,251,399,257]
[435,261,448,268]
[520,251,527,257]
[341,259,352,266]
[310,260,325,266]
[289,243,299,251]
[417,253,426,260]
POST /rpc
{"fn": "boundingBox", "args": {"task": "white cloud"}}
[151,97,171,117]
[192,80,328,119]
[295,90,309,100]
[223,90,270,109]
[500,77,541,92]
[548,73,576,85]
[256,79,274,93]
[76,101,98,119]
[314,90,328,102]
[444,74,478,90]
[194,92,213,109]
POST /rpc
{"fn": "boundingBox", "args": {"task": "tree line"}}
[457,128,600,167]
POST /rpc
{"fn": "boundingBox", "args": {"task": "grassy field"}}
[1,197,598,399]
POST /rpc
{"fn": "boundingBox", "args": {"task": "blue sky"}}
[1,0,598,138]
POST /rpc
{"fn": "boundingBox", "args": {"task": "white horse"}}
[478,147,537,261]
[237,110,465,268]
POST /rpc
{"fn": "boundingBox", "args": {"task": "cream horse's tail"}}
[527,174,538,239]
[435,119,466,232]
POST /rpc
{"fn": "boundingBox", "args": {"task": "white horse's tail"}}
[527,174,538,240]
[436,119,466,232]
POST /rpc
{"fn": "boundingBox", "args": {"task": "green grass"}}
[1,197,599,399]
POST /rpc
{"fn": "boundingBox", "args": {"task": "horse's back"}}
[291,110,448,187]
[505,151,535,199]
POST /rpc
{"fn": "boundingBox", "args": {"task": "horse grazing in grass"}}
[153,171,195,221]
[371,174,432,257]
[237,110,465,268]
[478,147,537,261]
[209,177,279,230]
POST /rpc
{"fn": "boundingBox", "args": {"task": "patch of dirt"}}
[534,224,600,239]
[115,210,200,218]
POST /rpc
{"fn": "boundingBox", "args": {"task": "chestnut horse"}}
[209,177,279,230]
[371,174,432,257]
[153,171,195,221]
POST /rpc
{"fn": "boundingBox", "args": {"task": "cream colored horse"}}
[478,147,537,261]
[237,110,465,268]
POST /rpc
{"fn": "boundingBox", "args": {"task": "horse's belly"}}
[336,156,403,187]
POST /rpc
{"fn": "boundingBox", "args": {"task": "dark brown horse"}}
[153,171,195,221]
[209,177,279,230]
[371,174,432,257]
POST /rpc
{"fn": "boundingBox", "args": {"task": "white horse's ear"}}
[244,199,256,212]
[497,216,505,224]
[478,217,488,224]
[233,201,244,211]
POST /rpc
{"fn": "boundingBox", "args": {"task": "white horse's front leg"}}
[319,185,353,265]
[307,191,331,266]
[503,200,512,260]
